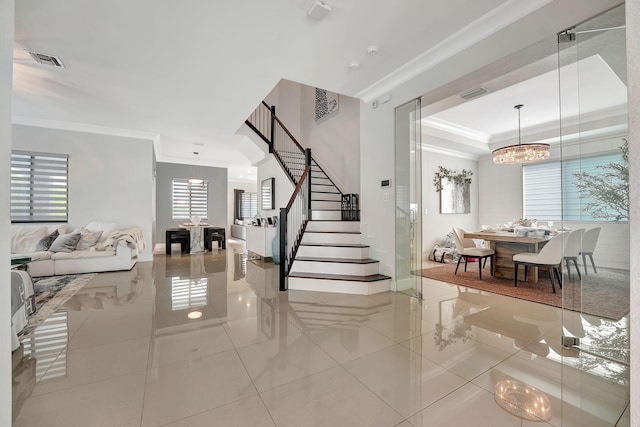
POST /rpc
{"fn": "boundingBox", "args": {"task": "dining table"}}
[464,230,551,282]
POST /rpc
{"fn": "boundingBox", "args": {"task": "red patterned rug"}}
[421,264,629,320]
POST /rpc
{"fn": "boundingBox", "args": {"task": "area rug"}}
[421,264,629,320]
[19,273,97,336]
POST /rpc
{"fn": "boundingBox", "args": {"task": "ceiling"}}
[12,0,563,181]
[421,5,628,159]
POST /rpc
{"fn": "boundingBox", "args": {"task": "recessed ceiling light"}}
[367,45,379,56]
[348,61,361,71]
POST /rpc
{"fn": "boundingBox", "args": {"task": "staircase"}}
[245,102,391,295]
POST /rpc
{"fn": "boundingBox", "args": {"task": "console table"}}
[166,226,226,255]
[246,226,277,258]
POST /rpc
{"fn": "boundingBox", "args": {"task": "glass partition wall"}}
[395,99,423,298]
[558,5,630,424]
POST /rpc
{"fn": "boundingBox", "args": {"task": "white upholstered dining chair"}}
[452,227,495,280]
[563,229,585,282]
[580,227,601,274]
[513,233,565,293]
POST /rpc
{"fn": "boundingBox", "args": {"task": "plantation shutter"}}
[172,179,208,220]
[10,151,69,223]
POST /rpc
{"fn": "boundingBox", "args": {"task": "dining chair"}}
[513,233,564,293]
[452,227,495,280]
[563,229,585,282]
[580,227,601,274]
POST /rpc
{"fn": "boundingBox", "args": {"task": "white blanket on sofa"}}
[96,227,146,257]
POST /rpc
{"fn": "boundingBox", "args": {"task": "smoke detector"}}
[28,51,65,68]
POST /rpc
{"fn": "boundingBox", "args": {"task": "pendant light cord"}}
[515,104,523,146]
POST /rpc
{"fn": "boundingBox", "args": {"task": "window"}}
[235,190,257,220]
[10,151,68,223]
[523,152,625,221]
[172,178,208,220]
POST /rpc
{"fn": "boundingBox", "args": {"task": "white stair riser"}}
[312,210,342,220]
[302,232,361,245]
[291,260,379,276]
[311,192,342,201]
[311,200,342,210]
[288,277,390,295]
[306,221,360,233]
[296,245,369,259]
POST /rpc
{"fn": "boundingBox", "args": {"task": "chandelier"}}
[494,379,552,422]
[492,104,550,164]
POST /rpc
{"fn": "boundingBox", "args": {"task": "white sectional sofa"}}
[10,222,145,277]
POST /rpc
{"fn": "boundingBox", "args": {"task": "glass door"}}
[395,98,422,298]
[558,5,630,424]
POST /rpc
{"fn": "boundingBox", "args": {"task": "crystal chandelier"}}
[494,379,552,422]
[492,104,550,164]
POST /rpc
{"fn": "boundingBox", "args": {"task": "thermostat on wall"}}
[381,179,391,188]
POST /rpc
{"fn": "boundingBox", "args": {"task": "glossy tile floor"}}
[12,241,630,426]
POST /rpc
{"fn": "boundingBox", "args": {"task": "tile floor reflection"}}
[12,241,630,426]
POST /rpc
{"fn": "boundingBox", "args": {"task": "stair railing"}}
[279,150,312,291]
[246,101,306,185]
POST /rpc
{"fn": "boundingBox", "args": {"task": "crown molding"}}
[422,116,491,143]
[422,144,480,161]
[12,115,162,157]
[355,0,554,103]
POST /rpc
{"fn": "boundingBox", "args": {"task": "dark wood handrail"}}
[286,166,310,211]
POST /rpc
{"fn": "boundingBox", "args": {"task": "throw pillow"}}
[36,230,60,251]
[85,221,118,243]
[75,228,103,250]
[49,232,82,253]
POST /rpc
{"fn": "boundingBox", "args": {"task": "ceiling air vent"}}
[28,51,65,68]
[459,86,489,101]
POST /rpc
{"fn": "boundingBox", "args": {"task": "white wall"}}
[477,158,523,227]
[256,157,295,218]
[300,85,360,194]
[227,180,257,229]
[422,150,478,258]
[626,2,639,424]
[1,1,14,423]
[12,125,155,261]
[265,79,361,194]
[155,162,228,242]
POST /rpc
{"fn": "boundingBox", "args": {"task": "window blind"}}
[172,179,208,220]
[239,192,258,219]
[10,151,69,223]
[523,152,624,221]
